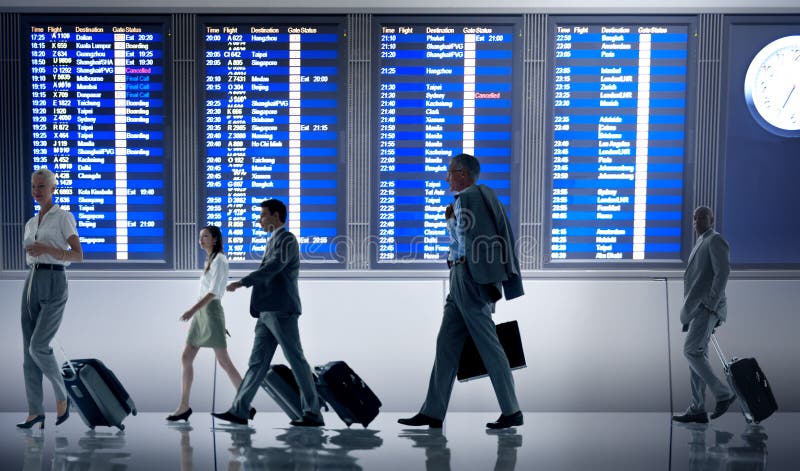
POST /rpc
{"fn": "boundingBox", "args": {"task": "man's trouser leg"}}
[450,264,519,416]
[421,264,520,419]
[262,312,322,419]
[684,312,732,412]
[420,295,468,420]
[229,315,279,418]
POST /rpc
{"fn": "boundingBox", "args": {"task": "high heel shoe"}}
[166,408,193,422]
[249,407,256,420]
[16,415,45,429]
[55,398,70,426]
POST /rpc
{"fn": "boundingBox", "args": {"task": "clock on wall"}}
[744,35,800,138]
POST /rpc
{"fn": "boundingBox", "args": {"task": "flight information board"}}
[548,20,692,264]
[201,19,346,265]
[374,18,519,267]
[25,18,171,264]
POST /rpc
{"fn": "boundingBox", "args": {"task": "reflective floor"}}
[0,412,797,470]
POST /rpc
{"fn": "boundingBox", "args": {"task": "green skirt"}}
[186,299,227,348]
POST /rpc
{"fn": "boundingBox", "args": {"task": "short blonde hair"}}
[31,167,57,187]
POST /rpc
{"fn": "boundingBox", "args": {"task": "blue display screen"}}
[26,19,171,264]
[200,20,346,265]
[374,19,518,267]
[548,22,691,263]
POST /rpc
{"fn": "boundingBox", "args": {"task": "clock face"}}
[744,35,800,137]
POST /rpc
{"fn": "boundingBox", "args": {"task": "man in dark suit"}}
[673,206,736,424]
[213,199,323,426]
[399,153,525,430]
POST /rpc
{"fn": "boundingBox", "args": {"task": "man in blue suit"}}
[399,153,525,430]
[673,206,736,424]
[213,199,323,427]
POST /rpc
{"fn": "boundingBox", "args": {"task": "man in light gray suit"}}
[213,199,323,427]
[399,153,525,430]
[673,206,736,424]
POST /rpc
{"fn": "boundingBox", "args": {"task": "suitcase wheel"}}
[117,424,125,431]
[89,425,95,430]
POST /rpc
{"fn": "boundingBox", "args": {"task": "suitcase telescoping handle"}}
[55,339,78,378]
[710,334,730,373]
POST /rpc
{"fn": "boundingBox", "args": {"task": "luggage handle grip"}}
[710,334,730,373]
[55,339,78,378]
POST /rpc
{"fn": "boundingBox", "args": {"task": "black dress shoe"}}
[486,411,523,429]
[290,414,325,427]
[672,411,709,424]
[249,407,256,420]
[167,408,193,422]
[711,395,736,419]
[211,411,247,425]
[398,413,443,428]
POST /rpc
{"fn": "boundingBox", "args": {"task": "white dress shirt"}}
[23,204,78,266]
[200,253,229,299]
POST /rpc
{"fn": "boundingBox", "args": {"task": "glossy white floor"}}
[0,412,796,470]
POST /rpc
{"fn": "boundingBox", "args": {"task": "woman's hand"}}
[25,241,56,258]
[180,310,194,322]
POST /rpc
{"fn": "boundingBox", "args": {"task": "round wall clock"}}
[743,35,800,137]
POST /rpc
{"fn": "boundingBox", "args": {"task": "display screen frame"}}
[717,15,800,269]
[369,14,523,270]
[196,15,349,270]
[543,15,699,269]
[21,14,174,269]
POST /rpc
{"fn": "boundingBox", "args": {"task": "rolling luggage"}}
[314,361,381,428]
[457,320,526,382]
[711,335,778,424]
[61,358,136,430]
[262,364,304,421]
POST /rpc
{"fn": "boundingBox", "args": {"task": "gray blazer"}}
[680,229,730,325]
[458,184,524,301]
[241,227,302,317]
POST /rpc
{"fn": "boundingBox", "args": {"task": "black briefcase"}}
[457,320,526,382]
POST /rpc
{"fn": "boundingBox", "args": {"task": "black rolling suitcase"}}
[262,364,304,421]
[711,335,778,424]
[61,358,137,430]
[457,320,527,382]
[315,361,381,428]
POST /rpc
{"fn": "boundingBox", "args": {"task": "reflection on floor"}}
[0,412,797,470]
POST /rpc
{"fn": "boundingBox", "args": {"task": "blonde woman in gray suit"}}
[18,168,83,429]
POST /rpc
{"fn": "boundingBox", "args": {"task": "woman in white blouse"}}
[167,225,244,422]
[18,168,83,430]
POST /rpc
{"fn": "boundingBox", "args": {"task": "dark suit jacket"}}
[458,184,524,301]
[240,226,302,317]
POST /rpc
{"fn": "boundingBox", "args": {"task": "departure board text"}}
[28,21,169,263]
